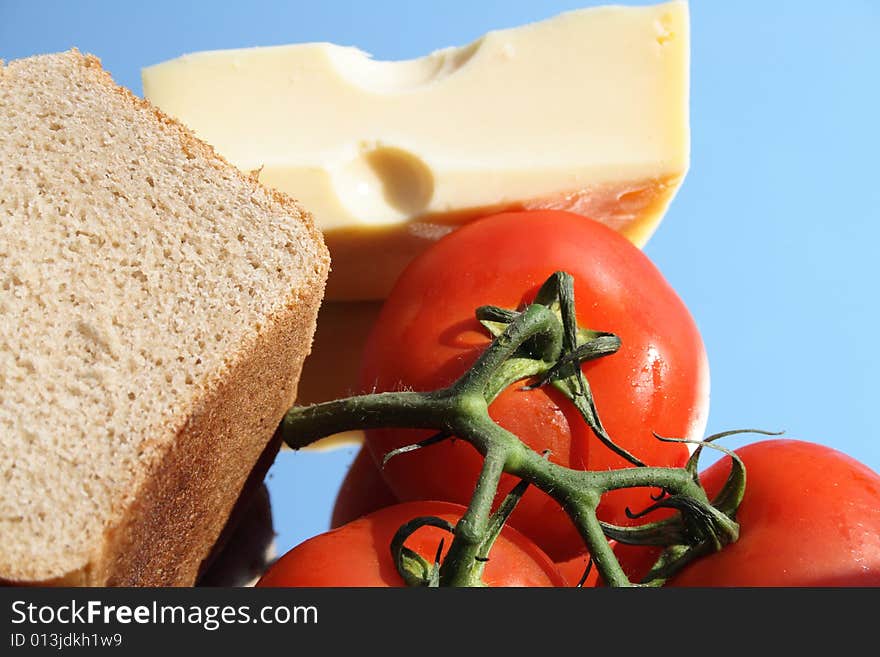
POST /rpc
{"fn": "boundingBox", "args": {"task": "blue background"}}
[3,0,878,557]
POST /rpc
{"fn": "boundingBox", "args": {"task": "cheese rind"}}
[144,1,689,300]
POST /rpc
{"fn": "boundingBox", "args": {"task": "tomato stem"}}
[439,447,508,587]
[277,271,744,587]
[452,304,562,397]
[280,389,454,449]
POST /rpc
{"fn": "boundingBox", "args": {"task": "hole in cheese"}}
[334,144,435,220]
[325,41,481,93]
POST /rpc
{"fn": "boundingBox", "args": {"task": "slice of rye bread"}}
[0,50,330,585]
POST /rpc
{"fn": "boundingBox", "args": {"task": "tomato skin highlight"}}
[359,211,709,560]
[257,501,566,587]
[616,440,880,586]
[331,447,398,528]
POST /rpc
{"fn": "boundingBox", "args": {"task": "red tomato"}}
[331,446,398,528]
[257,501,565,587]
[360,211,709,559]
[616,440,880,586]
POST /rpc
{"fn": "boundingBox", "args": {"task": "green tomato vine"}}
[279,271,776,586]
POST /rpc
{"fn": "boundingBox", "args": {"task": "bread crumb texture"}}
[0,51,329,582]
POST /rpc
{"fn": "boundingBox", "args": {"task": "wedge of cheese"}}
[143,0,689,302]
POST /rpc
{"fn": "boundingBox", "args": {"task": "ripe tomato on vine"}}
[358,211,709,558]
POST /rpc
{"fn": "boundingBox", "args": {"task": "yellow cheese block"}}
[143,1,689,301]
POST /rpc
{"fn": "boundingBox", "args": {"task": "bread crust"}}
[0,50,330,585]
[102,283,324,586]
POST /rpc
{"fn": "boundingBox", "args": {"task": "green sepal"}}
[390,516,456,587]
